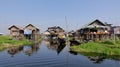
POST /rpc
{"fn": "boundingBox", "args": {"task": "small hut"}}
[24,24,40,39]
[8,25,24,39]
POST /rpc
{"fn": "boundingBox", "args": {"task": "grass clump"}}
[71,40,120,55]
[0,35,34,51]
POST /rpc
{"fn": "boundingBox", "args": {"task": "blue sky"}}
[0,0,120,34]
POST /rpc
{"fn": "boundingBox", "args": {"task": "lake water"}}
[0,40,120,67]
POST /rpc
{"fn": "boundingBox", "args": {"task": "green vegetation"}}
[70,40,120,56]
[0,36,34,51]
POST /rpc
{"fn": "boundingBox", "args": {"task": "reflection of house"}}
[8,25,24,39]
[25,44,39,56]
[8,46,23,57]
[45,40,66,54]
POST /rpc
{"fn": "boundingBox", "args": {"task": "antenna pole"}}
[65,16,69,43]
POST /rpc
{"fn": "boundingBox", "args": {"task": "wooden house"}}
[104,23,113,34]
[8,25,24,39]
[82,19,106,33]
[24,24,40,39]
[45,26,64,36]
[45,26,65,39]
[68,30,76,37]
[112,26,120,39]
[47,26,64,34]
[9,24,40,40]
[76,19,113,41]
[77,19,114,36]
[24,24,40,34]
[113,26,120,34]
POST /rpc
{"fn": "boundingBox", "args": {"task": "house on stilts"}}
[24,24,40,40]
[76,19,113,41]
[8,25,24,39]
[44,26,66,40]
[8,24,40,40]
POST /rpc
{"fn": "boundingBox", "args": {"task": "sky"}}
[0,0,120,34]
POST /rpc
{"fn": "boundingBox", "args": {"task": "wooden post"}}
[92,34,94,41]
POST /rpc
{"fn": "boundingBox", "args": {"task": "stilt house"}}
[8,25,24,39]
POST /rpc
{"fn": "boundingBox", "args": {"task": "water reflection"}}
[77,52,106,64]
[7,43,41,57]
[0,40,120,67]
[70,51,120,64]
[69,51,78,55]
[88,56,105,63]
[8,46,23,57]
[25,43,40,56]
[68,37,81,46]
[45,38,66,54]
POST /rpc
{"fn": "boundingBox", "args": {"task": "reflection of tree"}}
[8,46,23,57]
[25,44,39,56]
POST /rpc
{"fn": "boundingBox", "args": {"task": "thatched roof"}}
[44,31,50,35]
[48,26,63,30]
